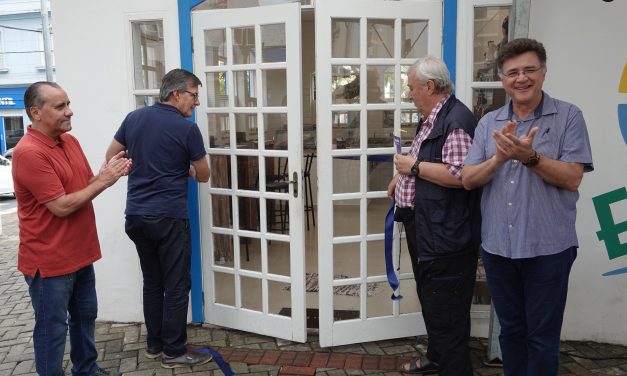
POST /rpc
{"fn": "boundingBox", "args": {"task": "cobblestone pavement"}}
[2,212,627,376]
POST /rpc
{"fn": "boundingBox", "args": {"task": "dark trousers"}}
[482,247,577,376]
[125,215,192,358]
[24,265,98,376]
[416,252,477,376]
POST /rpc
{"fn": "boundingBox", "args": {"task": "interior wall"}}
[51,0,181,322]
[529,0,627,344]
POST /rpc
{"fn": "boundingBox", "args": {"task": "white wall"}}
[530,0,627,344]
[52,0,181,322]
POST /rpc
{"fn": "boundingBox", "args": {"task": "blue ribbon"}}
[197,347,236,376]
[384,199,403,301]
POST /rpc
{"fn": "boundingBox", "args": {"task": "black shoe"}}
[145,346,163,359]
[92,366,123,376]
[161,349,213,369]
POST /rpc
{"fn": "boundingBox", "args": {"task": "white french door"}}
[315,0,442,347]
[193,3,306,342]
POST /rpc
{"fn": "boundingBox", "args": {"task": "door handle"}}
[288,171,298,198]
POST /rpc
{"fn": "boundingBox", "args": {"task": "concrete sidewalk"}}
[2,212,627,376]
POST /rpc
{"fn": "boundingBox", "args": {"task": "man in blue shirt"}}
[106,69,211,369]
[462,39,593,376]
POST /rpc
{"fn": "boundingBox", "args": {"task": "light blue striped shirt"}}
[464,92,594,259]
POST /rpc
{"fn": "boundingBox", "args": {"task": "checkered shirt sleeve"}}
[442,128,473,178]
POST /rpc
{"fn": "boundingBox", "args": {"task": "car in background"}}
[3,147,14,160]
[0,155,14,197]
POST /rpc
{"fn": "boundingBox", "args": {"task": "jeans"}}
[482,247,577,376]
[24,265,98,376]
[416,252,477,376]
[125,215,191,358]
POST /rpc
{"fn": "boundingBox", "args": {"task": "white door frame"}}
[315,0,442,347]
[193,3,306,342]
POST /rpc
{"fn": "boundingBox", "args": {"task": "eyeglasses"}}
[501,66,544,79]
[183,90,199,100]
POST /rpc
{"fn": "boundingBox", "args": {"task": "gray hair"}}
[24,81,62,121]
[409,56,454,94]
[159,69,202,102]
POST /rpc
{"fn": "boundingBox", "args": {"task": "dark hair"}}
[159,69,202,102]
[24,81,62,121]
[497,38,547,71]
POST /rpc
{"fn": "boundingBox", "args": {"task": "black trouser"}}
[417,252,477,376]
[125,215,191,358]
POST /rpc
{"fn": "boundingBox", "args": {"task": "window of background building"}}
[131,20,165,108]
[472,5,510,120]
[0,29,5,68]
[37,29,55,68]
[4,117,24,150]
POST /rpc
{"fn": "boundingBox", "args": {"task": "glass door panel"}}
[193,2,305,342]
[316,0,441,347]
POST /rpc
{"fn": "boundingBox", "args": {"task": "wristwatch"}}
[410,160,421,176]
[522,150,541,167]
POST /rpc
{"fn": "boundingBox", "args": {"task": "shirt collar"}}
[154,101,185,117]
[26,125,63,148]
[495,91,559,121]
[423,93,452,125]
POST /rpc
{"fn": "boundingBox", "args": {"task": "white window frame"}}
[124,12,177,110]
[456,0,512,110]
[0,29,6,68]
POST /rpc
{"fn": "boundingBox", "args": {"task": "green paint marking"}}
[593,187,627,260]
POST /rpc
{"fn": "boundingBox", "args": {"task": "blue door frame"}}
[179,0,458,324]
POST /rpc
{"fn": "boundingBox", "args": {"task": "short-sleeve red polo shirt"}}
[12,126,102,278]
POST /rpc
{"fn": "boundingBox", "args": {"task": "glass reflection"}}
[234,70,257,107]
[239,196,260,231]
[213,234,233,266]
[332,65,360,104]
[401,20,428,58]
[473,7,510,82]
[135,95,159,109]
[205,72,228,107]
[212,194,233,229]
[366,156,393,192]
[473,88,507,119]
[208,113,230,148]
[204,29,226,66]
[131,21,165,90]
[367,111,394,148]
[236,156,259,191]
[264,114,288,150]
[333,199,360,236]
[235,114,258,149]
[262,70,287,107]
[210,155,231,189]
[367,19,394,58]
[233,26,256,64]
[261,23,286,63]
[332,18,359,58]
[400,110,420,146]
[401,65,412,103]
[332,111,359,150]
[334,243,360,279]
[367,66,395,103]
[241,276,262,311]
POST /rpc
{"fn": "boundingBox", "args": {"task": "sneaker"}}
[145,346,163,359]
[92,366,123,376]
[161,349,213,369]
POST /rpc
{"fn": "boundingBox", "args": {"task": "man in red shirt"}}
[12,82,131,376]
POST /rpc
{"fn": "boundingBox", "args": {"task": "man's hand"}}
[493,121,538,162]
[394,154,416,175]
[97,151,132,187]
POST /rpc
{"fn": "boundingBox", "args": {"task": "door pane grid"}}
[196,3,304,341]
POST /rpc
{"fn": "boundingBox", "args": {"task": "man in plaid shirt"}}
[387,56,481,376]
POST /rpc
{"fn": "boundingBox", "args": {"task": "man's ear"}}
[28,106,40,121]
